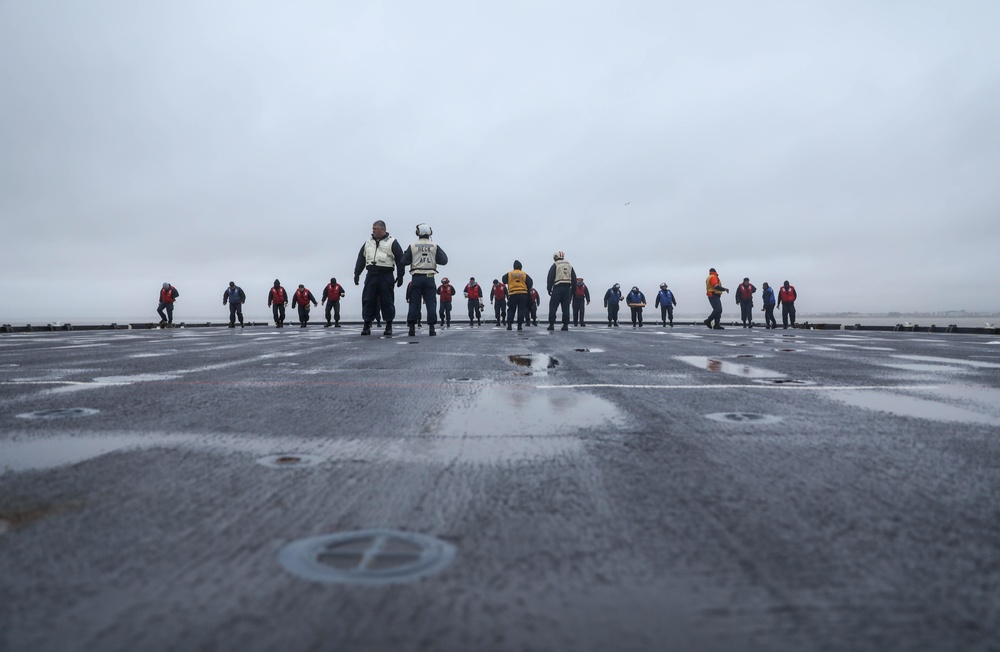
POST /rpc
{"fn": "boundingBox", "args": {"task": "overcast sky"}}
[2,1,998,324]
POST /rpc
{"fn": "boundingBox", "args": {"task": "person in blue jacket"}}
[761,282,777,329]
[603,283,623,327]
[222,281,246,328]
[626,286,646,328]
[654,283,677,327]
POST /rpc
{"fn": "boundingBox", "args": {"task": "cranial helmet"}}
[632,286,639,293]
[441,277,449,284]
[415,223,432,237]
[553,250,565,260]
[162,282,170,289]
[660,283,667,289]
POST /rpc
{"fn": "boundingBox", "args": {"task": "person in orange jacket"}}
[703,267,729,330]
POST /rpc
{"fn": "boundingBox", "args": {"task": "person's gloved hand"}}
[354,275,360,286]
[396,276,404,288]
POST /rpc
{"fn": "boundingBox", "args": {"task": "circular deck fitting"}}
[279,529,456,585]
[256,454,325,468]
[775,348,799,352]
[706,412,783,425]
[16,407,100,420]
[752,378,816,386]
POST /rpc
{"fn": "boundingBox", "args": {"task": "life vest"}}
[531,288,540,302]
[492,284,506,300]
[295,289,310,305]
[779,286,797,303]
[271,287,286,304]
[553,260,573,284]
[506,271,528,295]
[408,240,438,273]
[325,283,342,302]
[574,283,587,298]
[737,284,754,301]
[438,284,454,302]
[706,272,721,296]
[465,284,482,300]
[762,288,776,306]
[658,289,673,305]
[160,286,176,303]
[226,287,242,303]
[363,235,397,269]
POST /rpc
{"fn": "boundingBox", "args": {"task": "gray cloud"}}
[2,1,998,324]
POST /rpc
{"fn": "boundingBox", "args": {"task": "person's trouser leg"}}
[782,304,790,328]
[325,302,334,325]
[164,303,173,324]
[666,305,673,324]
[788,303,796,327]
[708,295,722,326]
[229,303,238,326]
[157,303,168,323]
[660,305,667,325]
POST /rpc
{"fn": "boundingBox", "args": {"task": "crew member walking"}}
[268,279,288,328]
[400,223,448,337]
[464,277,484,326]
[292,284,318,328]
[704,267,729,330]
[546,250,577,331]
[502,261,533,331]
[354,220,405,337]
[157,282,179,327]
[735,277,756,328]
[322,278,346,327]
[490,280,507,326]
[528,287,540,326]
[572,278,591,326]
[777,280,798,329]
[437,277,455,327]
[223,281,246,328]
[627,286,646,327]
[604,283,623,327]
[761,282,778,329]
[655,283,677,327]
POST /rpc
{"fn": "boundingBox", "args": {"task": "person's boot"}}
[228,323,235,328]
[383,323,393,337]
[470,319,474,327]
[408,323,416,337]
[547,323,555,331]
[517,323,522,331]
[561,324,569,331]
[704,319,713,329]
[477,318,481,326]
[429,324,437,336]
[506,324,512,331]
[361,321,372,336]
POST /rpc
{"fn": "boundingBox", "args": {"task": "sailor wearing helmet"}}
[546,250,577,331]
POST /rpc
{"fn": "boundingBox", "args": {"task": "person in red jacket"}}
[437,277,456,328]
[322,277,346,328]
[291,284,318,328]
[777,280,798,329]
[157,282,179,327]
[528,287,541,326]
[464,277,484,327]
[735,277,757,328]
[572,277,591,326]
[490,279,507,326]
[268,279,289,328]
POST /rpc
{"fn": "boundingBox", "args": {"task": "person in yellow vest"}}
[502,260,533,331]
